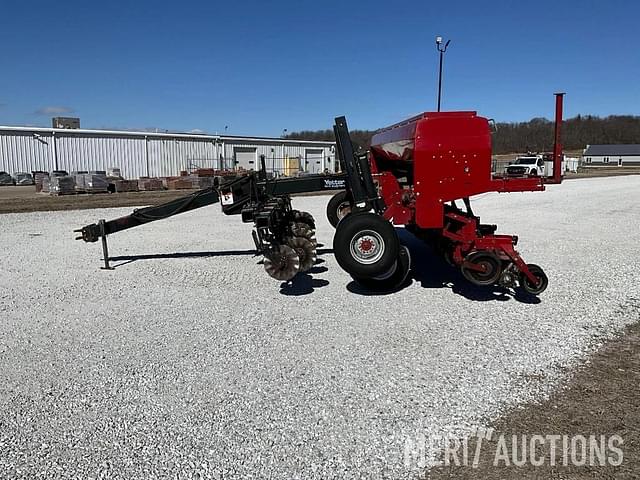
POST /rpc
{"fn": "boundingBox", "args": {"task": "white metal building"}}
[582,144,640,166]
[0,126,337,178]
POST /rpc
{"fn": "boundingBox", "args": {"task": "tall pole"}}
[435,36,451,112]
[437,50,444,112]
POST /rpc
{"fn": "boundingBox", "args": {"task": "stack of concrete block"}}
[188,175,204,188]
[196,168,215,177]
[49,175,76,195]
[166,177,195,190]
[138,177,164,191]
[34,172,49,193]
[114,179,139,192]
[197,177,216,189]
[188,175,207,188]
[71,171,88,192]
[160,176,175,189]
[78,172,109,193]
[73,173,86,191]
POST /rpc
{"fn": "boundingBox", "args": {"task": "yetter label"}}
[324,179,346,189]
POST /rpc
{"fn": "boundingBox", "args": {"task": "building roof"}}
[584,144,640,156]
[0,125,335,146]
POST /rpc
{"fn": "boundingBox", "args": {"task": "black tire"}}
[333,212,399,278]
[326,191,353,228]
[530,169,538,176]
[352,245,412,292]
[519,263,548,295]
[461,251,502,286]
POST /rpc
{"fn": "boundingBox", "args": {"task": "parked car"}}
[13,172,35,185]
[0,171,15,185]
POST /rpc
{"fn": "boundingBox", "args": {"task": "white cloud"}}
[35,106,75,115]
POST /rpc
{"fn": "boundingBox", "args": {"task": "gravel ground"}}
[1,175,638,479]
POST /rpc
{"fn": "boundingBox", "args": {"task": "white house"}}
[583,144,640,167]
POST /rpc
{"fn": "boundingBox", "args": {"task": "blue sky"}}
[0,0,638,136]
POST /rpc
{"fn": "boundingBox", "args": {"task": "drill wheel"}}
[292,210,316,230]
[461,251,502,286]
[288,236,317,272]
[291,222,317,245]
[264,245,300,281]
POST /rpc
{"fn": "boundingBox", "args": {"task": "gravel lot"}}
[1,175,639,479]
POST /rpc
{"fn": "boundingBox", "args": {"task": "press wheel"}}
[519,263,548,295]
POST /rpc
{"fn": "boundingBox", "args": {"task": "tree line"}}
[285,115,640,154]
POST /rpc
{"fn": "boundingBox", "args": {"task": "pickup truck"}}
[504,155,546,176]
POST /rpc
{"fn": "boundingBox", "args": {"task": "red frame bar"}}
[547,92,565,184]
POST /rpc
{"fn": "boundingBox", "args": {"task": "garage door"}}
[234,147,257,170]
[305,149,324,173]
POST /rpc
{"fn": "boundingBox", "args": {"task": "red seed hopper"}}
[328,94,565,293]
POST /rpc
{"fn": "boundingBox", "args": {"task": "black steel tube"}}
[263,173,347,196]
[436,39,450,112]
[333,117,369,204]
[99,219,114,270]
[77,187,221,242]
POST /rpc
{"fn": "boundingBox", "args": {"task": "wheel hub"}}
[350,230,385,264]
[359,238,374,252]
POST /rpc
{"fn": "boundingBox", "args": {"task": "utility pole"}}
[435,36,451,112]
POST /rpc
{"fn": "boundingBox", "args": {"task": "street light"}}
[282,128,288,138]
[435,36,451,112]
